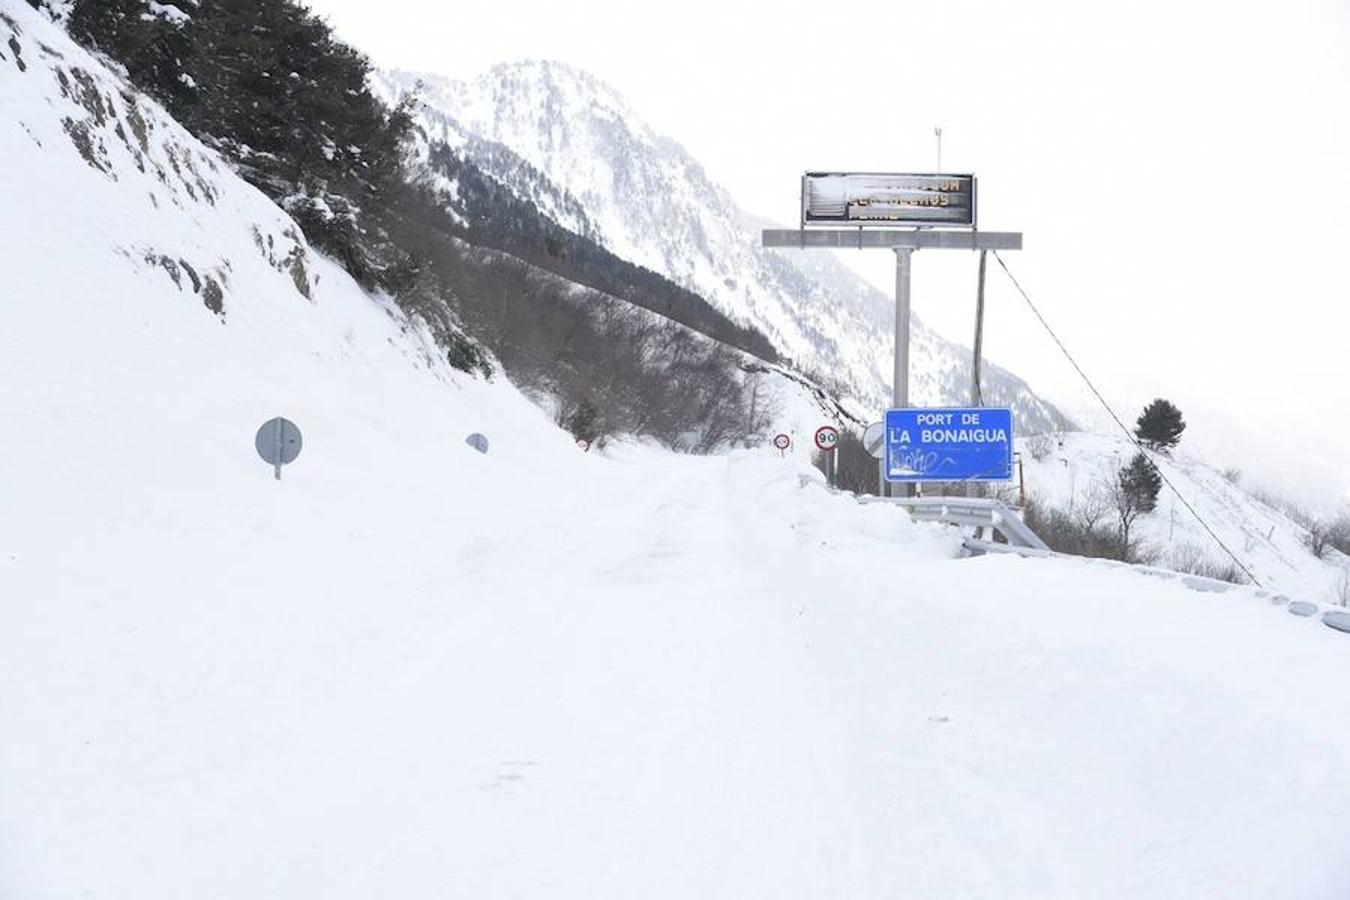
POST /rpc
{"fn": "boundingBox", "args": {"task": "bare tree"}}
[1076,483,1112,534]
[1027,433,1053,462]
[1330,567,1350,608]
[1293,512,1335,559]
[1106,472,1146,562]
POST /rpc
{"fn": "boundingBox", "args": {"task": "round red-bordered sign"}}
[773,433,791,451]
[814,426,839,451]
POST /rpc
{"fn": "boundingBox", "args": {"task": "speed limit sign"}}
[773,434,791,451]
[814,425,839,452]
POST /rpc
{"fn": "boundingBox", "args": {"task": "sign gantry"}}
[763,170,1023,495]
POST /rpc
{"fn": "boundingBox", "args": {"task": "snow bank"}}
[1018,431,1349,601]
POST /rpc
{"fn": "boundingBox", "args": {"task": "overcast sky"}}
[307,0,1350,501]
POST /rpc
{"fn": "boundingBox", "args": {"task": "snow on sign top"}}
[802,173,976,228]
[814,426,839,451]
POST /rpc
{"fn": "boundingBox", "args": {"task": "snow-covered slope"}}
[1018,431,1349,601]
[376,62,1069,431]
[5,7,1350,897]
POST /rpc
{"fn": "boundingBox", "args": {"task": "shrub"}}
[1290,510,1350,559]
[1023,496,1136,562]
[1331,568,1350,608]
[1026,433,1053,462]
[444,331,493,379]
[1168,543,1247,585]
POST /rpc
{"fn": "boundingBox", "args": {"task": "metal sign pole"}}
[968,249,988,498]
[972,249,987,407]
[273,417,283,481]
[894,247,913,498]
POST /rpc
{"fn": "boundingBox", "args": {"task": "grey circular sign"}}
[255,417,303,466]
[862,421,885,459]
[466,432,489,454]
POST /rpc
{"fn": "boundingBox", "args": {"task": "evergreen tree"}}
[1119,452,1161,514]
[1134,398,1186,450]
[67,0,195,112]
[563,400,600,443]
[66,0,412,202]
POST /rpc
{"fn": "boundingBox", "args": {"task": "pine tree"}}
[1134,398,1186,451]
[1119,452,1161,513]
[564,400,600,443]
[67,0,195,112]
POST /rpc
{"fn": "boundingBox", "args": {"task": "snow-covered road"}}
[5,442,1350,899]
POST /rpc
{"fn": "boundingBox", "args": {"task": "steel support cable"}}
[990,251,1263,588]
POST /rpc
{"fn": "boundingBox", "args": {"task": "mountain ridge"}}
[376,61,1072,432]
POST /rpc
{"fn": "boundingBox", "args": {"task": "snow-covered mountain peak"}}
[404,59,654,150]
[377,62,1071,432]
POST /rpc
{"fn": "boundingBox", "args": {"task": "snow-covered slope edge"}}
[1016,431,1349,601]
[376,63,1071,431]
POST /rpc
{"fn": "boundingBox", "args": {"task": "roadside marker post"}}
[814,425,839,486]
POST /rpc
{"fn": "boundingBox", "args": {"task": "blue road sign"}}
[885,407,1014,483]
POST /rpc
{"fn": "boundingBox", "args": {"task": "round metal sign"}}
[255,417,302,480]
[814,425,839,452]
[862,421,885,459]
[773,433,791,451]
[255,417,302,465]
[465,433,490,454]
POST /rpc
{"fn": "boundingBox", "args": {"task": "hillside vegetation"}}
[52,0,781,448]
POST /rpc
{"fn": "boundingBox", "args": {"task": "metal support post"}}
[972,249,987,407]
[760,225,1021,502]
[893,247,914,498]
[273,418,283,481]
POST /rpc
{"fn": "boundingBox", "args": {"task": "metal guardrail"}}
[861,496,1049,551]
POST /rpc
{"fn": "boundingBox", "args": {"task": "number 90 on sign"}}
[814,426,839,452]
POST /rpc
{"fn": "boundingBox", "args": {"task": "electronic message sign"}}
[802,173,976,228]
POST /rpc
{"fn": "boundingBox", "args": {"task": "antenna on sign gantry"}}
[934,127,943,171]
